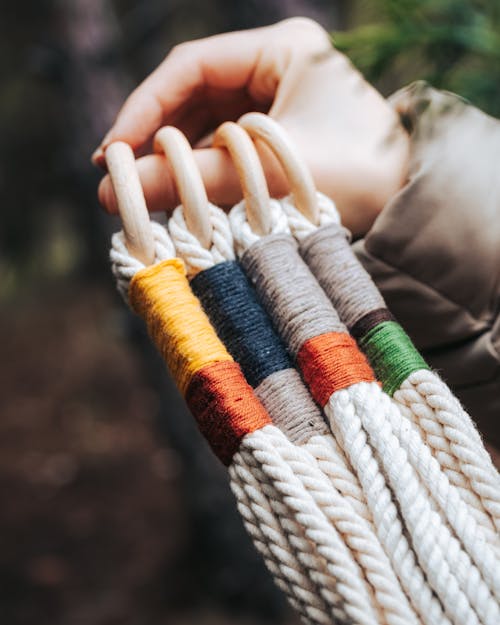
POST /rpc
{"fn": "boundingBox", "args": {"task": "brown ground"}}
[1,282,497,625]
[0,283,297,625]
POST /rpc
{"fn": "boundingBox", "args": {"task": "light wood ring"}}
[105,141,156,266]
[213,122,272,236]
[238,112,319,225]
[154,126,212,249]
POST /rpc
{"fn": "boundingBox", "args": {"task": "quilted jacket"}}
[355,81,500,448]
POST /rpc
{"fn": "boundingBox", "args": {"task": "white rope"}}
[328,381,499,625]
[229,456,334,625]
[169,199,382,623]
[275,431,420,625]
[394,384,500,556]
[395,369,500,533]
[168,202,235,276]
[229,201,425,625]
[384,386,500,593]
[230,198,289,256]
[241,425,381,625]
[301,434,372,524]
[283,192,500,576]
[111,188,500,625]
[323,387,449,625]
[110,221,176,299]
[282,191,341,239]
[231,452,349,624]
[111,226,339,623]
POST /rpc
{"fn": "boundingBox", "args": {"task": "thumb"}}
[98,144,289,214]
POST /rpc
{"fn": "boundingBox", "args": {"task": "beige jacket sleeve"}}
[353,81,500,446]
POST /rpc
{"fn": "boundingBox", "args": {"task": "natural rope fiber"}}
[170,202,419,625]
[111,219,349,624]
[107,168,500,625]
[231,199,500,625]
[287,192,500,546]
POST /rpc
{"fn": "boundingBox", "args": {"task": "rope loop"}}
[213,121,273,237]
[154,126,213,249]
[282,191,341,240]
[168,202,234,277]
[105,141,156,265]
[238,112,319,225]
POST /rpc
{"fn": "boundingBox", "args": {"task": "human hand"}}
[93,17,409,236]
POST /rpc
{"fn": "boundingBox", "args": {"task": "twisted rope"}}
[230,454,335,625]
[168,202,234,276]
[232,209,500,624]
[286,193,500,546]
[172,202,418,624]
[110,221,175,299]
[111,223,338,624]
[242,426,380,625]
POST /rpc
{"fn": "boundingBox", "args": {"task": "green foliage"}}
[334,0,500,116]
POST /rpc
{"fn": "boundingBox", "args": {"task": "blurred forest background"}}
[1,1,500,624]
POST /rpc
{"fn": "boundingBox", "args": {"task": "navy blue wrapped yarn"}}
[191,261,291,388]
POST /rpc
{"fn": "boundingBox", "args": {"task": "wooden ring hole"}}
[238,113,319,225]
[154,126,212,249]
[213,122,272,236]
[105,141,156,265]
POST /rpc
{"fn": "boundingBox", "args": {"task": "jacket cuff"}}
[353,81,500,444]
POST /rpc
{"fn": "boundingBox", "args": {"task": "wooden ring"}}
[105,141,156,266]
[238,113,319,225]
[213,122,272,236]
[154,127,212,249]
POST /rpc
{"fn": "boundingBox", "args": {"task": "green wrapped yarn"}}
[360,321,429,396]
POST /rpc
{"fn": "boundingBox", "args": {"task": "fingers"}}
[98,145,289,215]
[91,18,331,168]
[91,26,275,168]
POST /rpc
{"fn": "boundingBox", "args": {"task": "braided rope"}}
[169,204,352,620]
[285,193,500,546]
[168,202,234,276]
[178,202,425,624]
[230,198,289,256]
[110,221,176,299]
[109,184,500,625]
[230,212,447,625]
[111,223,341,623]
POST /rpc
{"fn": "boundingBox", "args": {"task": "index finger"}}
[91,25,275,167]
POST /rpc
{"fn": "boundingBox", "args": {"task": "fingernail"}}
[91,130,115,167]
[91,146,104,167]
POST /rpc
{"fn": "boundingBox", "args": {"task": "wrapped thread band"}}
[299,226,430,395]
[351,308,395,340]
[129,259,232,395]
[186,361,271,465]
[191,261,290,388]
[191,260,329,443]
[129,259,271,464]
[359,321,429,396]
[298,332,376,407]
